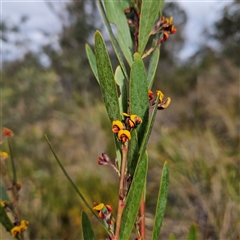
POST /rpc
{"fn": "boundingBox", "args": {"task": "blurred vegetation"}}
[1,1,239,239]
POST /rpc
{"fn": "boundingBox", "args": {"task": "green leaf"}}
[130,53,149,148]
[119,152,148,239]
[94,31,121,122]
[152,161,169,240]
[115,66,128,115]
[0,204,14,233]
[187,223,197,240]
[85,44,99,83]
[127,130,139,176]
[8,139,17,183]
[97,0,128,79]
[120,0,130,10]
[45,136,98,220]
[132,94,160,174]
[0,182,10,202]
[138,0,165,55]
[82,211,96,240]
[147,45,160,90]
[139,93,160,155]
[103,0,133,66]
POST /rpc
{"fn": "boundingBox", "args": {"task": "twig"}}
[139,193,146,239]
[114,141,129,240]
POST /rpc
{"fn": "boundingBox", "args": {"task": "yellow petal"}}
[93,203,104,211]
[156,90,164,102]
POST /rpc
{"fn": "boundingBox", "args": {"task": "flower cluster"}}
[11,220,29,237]
[149,90,171,110]
[1,127,29,238]
[151,16,177,44]
[93,203,115,234]
[112,113,142,143]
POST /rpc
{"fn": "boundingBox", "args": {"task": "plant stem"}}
[139,193,146,239]
[114,141,129,240]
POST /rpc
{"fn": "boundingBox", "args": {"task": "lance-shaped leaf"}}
[82,211,96,240]
[97,0,128,79]
[139,93,160,156]
[85,44,99,83]
[130,53,149,148]
[0,204,14,234]
[148,44,160,90]
[103,0,133,66]
[138,0,165,55]
[45,136,95,215]
[187,223,197,240]
[115,66,128,115]
[119,152,148,239]
[0,182,10,202]
[127,130,139,176]
[132,94,160,174]
[152,161,169,240]
[95,31,121,122]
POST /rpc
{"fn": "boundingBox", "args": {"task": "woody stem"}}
[139,193,146,239]
[114,141,129,240]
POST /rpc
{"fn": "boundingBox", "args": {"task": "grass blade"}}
[187,223,197,240]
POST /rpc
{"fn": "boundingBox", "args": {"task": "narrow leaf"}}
[130,53,149,148]
[95,31,121,122]
[82,211,96,240]
[45,137,112,235]
[8,139,17,183]
[45,136,96,219]
[0,204,14,233]
[103,0,133,65]
[127,130,139,176]
[152,161,169,240]
[138,0,165,55]
[115,66,128,115]
[0,182,10,202]
[187,223,197,240]
[119,152,148,239]
[85,44,99,83]
[139,93,160,156]
[131,91,160,174]
[147,45,160,90]
[97,0,128,79]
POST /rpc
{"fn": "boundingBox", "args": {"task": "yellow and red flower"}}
[118,129,131,143]
[156,90,171,110]
[112,120,124,133]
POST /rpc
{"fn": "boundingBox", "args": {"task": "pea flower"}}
[118,129,131,143]
[112,120,124,133]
